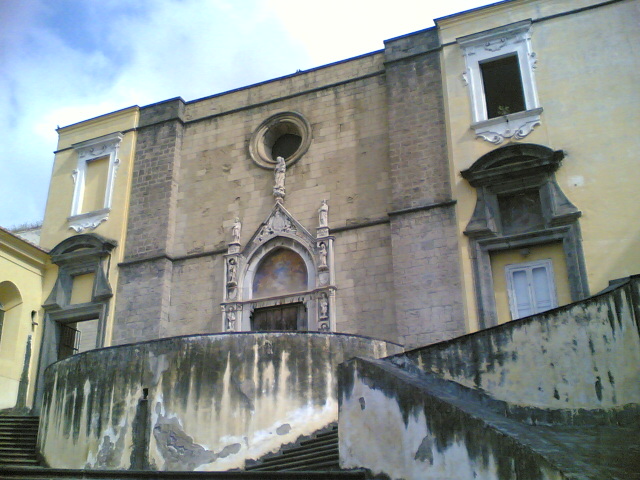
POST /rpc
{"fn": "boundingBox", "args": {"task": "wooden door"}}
[251,303,306,331]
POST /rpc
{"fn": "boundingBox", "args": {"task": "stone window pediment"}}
[45,234,116,310]
[461,144,579,238]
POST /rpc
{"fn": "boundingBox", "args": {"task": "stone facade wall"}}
[113,30,465,347]
[332,223,397,342]
[389,206,466,347]
[167,255,225,336]
[385,29,450,210]
[384,29,466,347]
[174,73,390,254]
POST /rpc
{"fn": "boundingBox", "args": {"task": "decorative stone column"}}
[223,218,243,331]
[316,200,336,331]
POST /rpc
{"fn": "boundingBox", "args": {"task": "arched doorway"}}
[0,281,23,355]
[250,248,308,331]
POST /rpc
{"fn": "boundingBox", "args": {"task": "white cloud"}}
[0,0,500,228]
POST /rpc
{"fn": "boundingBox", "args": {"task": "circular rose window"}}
[249,112,312,169]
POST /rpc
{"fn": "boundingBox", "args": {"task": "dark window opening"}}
[498,189,545,235]
[251,303,306,331]
[481,54,526,119]
[58,323,80,360]
[271,133,302,160]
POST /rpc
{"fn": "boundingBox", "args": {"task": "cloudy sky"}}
[0,0,499,229]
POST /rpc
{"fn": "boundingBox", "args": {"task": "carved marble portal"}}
[222,201,335,332]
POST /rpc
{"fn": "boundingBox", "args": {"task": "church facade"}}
[0,5,638,476]
[108,25,466,351]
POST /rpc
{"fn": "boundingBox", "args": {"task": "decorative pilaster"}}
[222,304,242,332]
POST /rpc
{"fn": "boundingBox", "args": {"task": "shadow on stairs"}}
[0,415,40,467]
[0,420,365,479]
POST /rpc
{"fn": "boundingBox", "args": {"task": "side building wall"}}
[438,0,640,329]
[0,229,49,412]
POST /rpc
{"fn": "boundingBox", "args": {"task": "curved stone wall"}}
[38,332,402,471]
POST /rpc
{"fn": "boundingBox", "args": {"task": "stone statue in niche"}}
[318,242,328,269]
[227,258,237,285]
[231,217,242,244]
[319,293,329,319]
[226,307,236,331]
[273,156,286,202]
[318,200,329,228]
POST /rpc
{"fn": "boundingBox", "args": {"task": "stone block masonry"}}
[113,99,184,345]
[385,29,466,347]
[389,206,466,347]
[111,29,462,347]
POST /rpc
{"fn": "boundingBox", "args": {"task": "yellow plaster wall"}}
[39,106,139,348]
[0,231,49,410]
[490,242,571,324]
[69,272,96,305]
[438,0,640,331]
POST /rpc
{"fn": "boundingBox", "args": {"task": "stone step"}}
[0,449,39,456]
[0,432,38,438]
[0,415,40,467]
[0,435,37,448]
[0,457,40,465]
[0,426,39,432]
[278,437,338,455]
[0,466,367,479]
[249,453,340,472]
[258,445,338,466]
[282,459,345,472]
[246,423,341,472]
[313,428,338,438]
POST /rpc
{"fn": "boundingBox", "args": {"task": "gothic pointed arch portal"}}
[222,202,335,332]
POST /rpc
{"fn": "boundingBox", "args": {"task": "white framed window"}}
[69,132,123,232]
[458,20,542,145]
[505,259,557,320]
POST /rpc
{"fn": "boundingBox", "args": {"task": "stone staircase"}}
[246,424,341,472]
[0,420,364,479]
[0,415,40,467]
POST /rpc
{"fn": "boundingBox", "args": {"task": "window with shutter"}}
[505,259,557,320]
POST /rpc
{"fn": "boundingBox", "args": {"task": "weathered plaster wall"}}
[39,332,401,471]
[394,277,640,412]
[0,229,49,412]
[339,357,564,480]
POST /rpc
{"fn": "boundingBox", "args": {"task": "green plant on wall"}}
[497,105,512,116]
